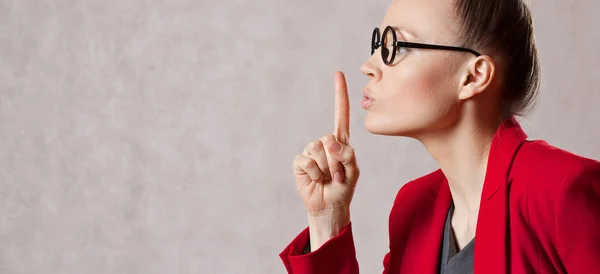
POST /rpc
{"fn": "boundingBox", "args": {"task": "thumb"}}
[327,140,359,184]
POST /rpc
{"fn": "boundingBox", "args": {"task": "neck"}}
[417,114,503,215]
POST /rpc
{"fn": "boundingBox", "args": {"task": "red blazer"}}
[280,117,600,273]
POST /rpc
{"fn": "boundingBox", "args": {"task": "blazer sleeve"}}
[382,250,391,273]
[555,160,600,272]
[279,222,359,274]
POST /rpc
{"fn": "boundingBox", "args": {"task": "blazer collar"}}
[428,116,528,273]
[475,116,528,273]
[480,116,529,200]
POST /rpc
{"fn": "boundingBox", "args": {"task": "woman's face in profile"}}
[360,0,473,137]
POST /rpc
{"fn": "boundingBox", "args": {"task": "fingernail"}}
[333,172,343,183]
[329,141,341,153]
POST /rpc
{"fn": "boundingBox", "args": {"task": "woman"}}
[280,0,600,273]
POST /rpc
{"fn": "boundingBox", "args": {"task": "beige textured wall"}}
[1,0,599,273]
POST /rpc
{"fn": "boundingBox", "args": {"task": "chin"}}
[364,113,422,137]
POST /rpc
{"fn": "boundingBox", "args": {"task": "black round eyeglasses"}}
[371,26,481,65]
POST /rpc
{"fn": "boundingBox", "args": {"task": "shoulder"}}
[519,139,599,168]
[513,139,600,209]
[515,142,600,270]
[514,139,600,182]
[392,169,445,206]
[388,169,445,231]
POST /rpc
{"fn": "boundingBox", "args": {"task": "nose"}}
[360,55,383,83]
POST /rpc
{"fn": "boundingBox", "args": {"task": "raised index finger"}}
[334,71,350,145]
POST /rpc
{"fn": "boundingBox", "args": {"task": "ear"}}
[457,55,496,101]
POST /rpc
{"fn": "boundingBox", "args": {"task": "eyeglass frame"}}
[371,26,482,65]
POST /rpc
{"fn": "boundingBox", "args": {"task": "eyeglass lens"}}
[372,27,396,65]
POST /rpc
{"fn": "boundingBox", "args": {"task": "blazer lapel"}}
[474,116,528,273]
[419,179,452,273]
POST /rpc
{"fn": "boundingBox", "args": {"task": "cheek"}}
[367,57,461,135]
[387,62,456,115]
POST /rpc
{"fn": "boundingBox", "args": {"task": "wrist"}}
[306,207,351,252]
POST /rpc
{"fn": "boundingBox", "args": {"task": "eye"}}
[396,46,408,55]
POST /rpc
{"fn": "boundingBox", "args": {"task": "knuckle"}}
[293,154,304,164]
[320,134,335,143]
[293,155,305,170]
[346,146,356,157]
[308,140,323,153]
[302,158,315,170]
[340,145,352,157]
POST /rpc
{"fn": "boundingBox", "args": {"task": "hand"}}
[292,71,360,216]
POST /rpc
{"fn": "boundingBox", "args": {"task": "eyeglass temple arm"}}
[397,41,481,56]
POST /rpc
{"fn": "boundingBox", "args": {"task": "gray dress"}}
[439,203,475,274]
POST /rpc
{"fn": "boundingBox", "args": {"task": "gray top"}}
[439,203,475,274]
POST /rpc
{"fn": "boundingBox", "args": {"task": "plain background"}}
[1,0,599,273]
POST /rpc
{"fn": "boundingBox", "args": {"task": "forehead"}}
[382,0,458,40]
